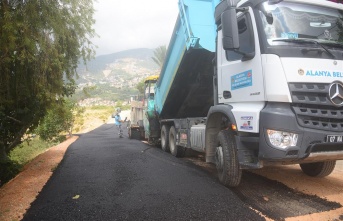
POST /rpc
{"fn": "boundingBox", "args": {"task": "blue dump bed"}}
[154,0,220,119]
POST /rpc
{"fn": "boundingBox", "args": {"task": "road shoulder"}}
[0,136,78,221]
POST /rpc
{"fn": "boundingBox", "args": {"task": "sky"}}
[91,0,179,56]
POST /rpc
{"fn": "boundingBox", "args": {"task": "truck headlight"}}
[267,129,298,149]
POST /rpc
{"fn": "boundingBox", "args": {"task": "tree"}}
[35,99,77,142]
[82,85,97,99]
[0,0,96,162]
[136,79,145,95]
[151,45,167,69]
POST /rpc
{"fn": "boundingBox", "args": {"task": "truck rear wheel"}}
[299,161,336,177]
[215,130,242,187]
[161,125,170,152]
[169,126,184,157]
[129,128,141,140]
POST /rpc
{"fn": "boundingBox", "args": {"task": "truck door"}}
[217,8,264,104]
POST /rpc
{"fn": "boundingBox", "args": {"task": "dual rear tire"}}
[160,125,184,157]
[128,128,141,140]
[161,125,170,152]
[169,126,184,157]
[161,126,241,186]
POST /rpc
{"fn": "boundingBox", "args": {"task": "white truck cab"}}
[147,0,343,187]
[207,0,343,186]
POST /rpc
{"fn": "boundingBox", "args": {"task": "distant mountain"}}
[73,48,160,104]
[79,48,158,75]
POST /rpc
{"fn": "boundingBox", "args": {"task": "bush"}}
[35,99,75,141]
[0,161,20,187]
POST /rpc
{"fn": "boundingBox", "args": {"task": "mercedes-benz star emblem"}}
[328,82,343,106]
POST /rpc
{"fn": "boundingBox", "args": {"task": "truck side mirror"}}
[221,9,239,50]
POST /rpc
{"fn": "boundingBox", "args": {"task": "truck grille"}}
[289,83,343,132]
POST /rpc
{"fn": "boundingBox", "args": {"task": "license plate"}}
[326,135,343,143]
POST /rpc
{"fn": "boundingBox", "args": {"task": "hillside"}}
[74,48,160,105]
[81,48,158,74]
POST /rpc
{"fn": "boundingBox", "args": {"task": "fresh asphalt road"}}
[23,124,265,221]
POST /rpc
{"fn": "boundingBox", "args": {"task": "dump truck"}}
[128,96,144,140]
[144,0,343,187]
[128,75,159,140]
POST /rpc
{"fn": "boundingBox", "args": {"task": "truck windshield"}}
[258,1,343,47]
[145,81,156,99]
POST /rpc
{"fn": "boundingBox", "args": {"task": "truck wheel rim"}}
[161,131,166,146]
[215,146,224,171]
[170,133,175,153]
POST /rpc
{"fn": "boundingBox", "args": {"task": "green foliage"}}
[136,79,145,95]
[9,138,53,166]
[0,161,20,187]
[82,85,97,98]
[90,106,114,122]
[90,105,114,111]
[0,137,52,187]
[0,0,96,162]
[152,45,167,68]
[36,99,80,142]
[71,83,139,102]
[71,105,113,133]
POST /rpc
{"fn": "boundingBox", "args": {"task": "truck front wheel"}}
[215,130,242,187]
[169,126,184,157]
[299,161,336,177]
[161,125,170,152]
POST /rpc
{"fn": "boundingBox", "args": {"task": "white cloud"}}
[92,0,179,56]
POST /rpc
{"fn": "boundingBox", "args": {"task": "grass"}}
[0,138,53,187]
[9,138,54,166]
[94,106,115,122]
[73,106,119,133]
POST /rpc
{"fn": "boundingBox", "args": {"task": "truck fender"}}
[205,105,236,163]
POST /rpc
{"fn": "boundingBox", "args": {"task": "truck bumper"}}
[258,102,343,164]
